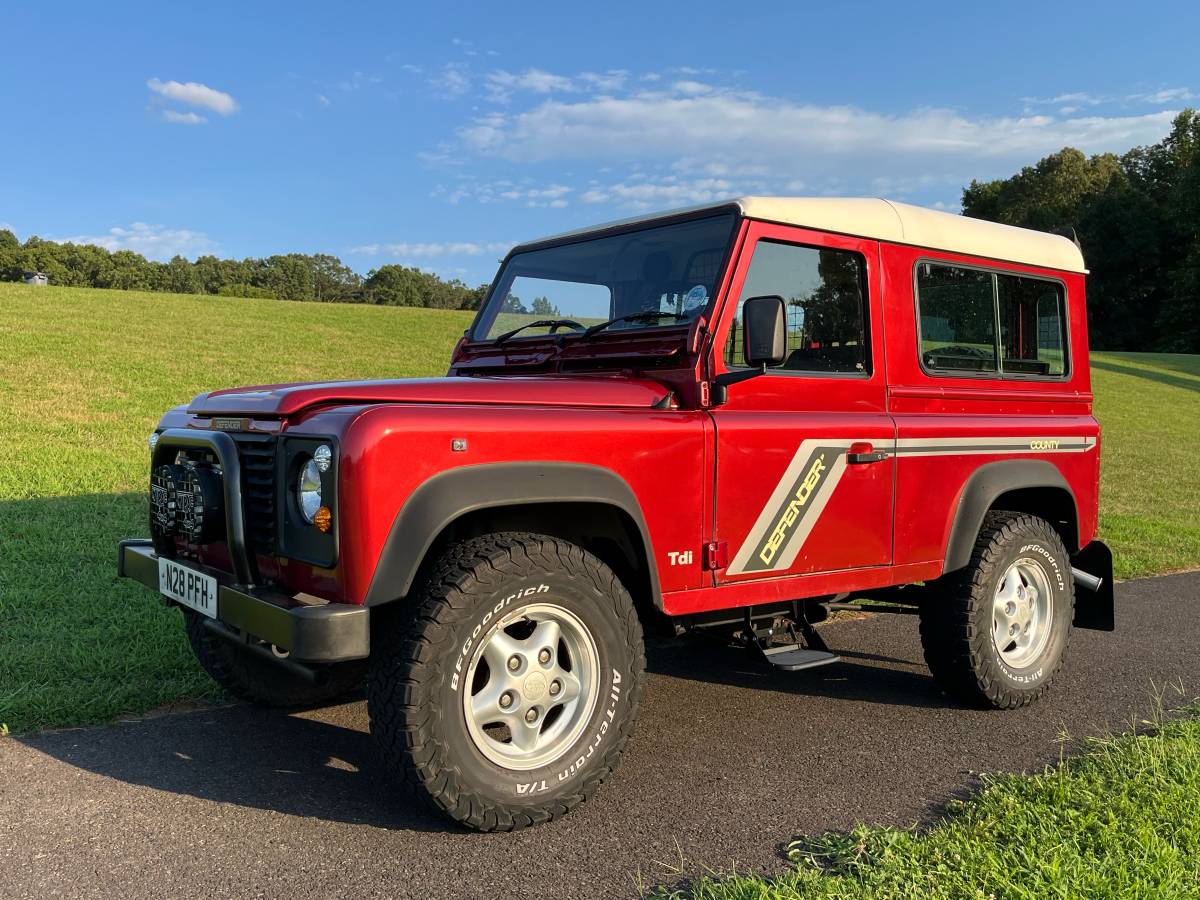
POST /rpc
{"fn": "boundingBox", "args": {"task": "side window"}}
[916,263,998,373]
[998,275,1067,376]
[916,262,1069,378]
[725,240,868,374]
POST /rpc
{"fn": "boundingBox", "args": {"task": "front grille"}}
[231,433,278,554]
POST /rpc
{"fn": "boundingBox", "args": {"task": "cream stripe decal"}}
[894,435,1096,456]
[725,435,1096,577]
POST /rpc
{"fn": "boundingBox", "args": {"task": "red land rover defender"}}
[118,198,1114,831]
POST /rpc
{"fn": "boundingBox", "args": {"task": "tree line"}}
[0,232,488,310]
[963,109,1200,353]
[3,110,1197,349]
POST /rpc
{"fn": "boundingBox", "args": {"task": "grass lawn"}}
[0,284,471,732]
[1092,352,1200,577]
[653,698,1200,899]
[0,282,1197,733]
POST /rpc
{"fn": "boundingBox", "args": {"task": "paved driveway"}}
[2,573,1196,899]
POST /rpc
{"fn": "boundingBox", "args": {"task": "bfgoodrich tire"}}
[183,610,367,708]
[919,511,1074,709]
[368,532,645,832]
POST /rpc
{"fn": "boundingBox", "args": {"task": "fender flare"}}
[942,459,1079,574]
[363,462,660,607]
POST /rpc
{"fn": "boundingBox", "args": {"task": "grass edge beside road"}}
[650,688,1200,899]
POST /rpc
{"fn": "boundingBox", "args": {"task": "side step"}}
[760,644,841,671]
[744,605,841,672]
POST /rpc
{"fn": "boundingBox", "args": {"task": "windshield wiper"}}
[581,311,689,339]
[492,318,585,344]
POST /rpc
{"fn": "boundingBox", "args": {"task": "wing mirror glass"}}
[712,295,787,402]
[741,295,787,367]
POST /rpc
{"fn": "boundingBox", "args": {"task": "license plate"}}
[158,558,218,619]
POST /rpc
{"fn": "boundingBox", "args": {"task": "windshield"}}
[473,213,737,342]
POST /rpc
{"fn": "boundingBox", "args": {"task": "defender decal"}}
[726,435,1097,577]
[727,440,857,575]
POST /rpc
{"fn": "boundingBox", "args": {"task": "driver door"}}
[710,222,894,584]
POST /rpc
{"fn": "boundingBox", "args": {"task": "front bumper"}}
[118,539,369,662]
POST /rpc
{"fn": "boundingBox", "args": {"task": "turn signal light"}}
[313,505,332,533]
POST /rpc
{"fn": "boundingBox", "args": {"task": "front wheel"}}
[368,533,645,831]
[919,511,1074,709]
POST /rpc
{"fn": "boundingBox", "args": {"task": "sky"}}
[2,0,1197,286]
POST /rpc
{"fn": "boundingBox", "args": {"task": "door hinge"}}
[703,540,729,571]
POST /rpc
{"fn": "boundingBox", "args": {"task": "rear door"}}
[709,221,894,583]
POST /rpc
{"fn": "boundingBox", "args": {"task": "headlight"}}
[148,432,160,453]
[297,457,323,523]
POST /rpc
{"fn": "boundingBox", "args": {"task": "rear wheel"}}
[183,610,367,708]
[919,511,1073,709]
[368,532,645,831]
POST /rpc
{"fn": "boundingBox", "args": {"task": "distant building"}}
[22,271,48,286]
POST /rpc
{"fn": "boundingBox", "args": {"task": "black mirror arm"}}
[710,363,768,406]
[713,363,767,388]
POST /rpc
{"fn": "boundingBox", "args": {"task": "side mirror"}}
[742,295,787,367]
[712,295,788,403]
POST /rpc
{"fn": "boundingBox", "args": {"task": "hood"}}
[187,375,671,417]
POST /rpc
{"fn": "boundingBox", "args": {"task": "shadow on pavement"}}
[644,623,951,711]
[20,626,950,836]
[21,701,450,833]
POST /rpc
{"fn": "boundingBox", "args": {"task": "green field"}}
[0,282,1198,734]
[0,284,471,732]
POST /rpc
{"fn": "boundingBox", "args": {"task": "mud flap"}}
[1072,540,1115,632]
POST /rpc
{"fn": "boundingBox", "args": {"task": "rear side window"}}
[726,240,869,374]
[916,262,1067,378]
[915,264,997,373]
[998,274,1067,376]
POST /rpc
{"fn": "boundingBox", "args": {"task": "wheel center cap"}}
[522,672,548,701]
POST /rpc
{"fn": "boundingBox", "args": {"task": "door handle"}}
[847,442,889,464]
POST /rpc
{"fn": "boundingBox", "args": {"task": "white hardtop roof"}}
[514,197,1087,274]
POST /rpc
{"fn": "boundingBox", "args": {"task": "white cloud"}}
[1025,87,1196,107]
[486,68,576,103]
[1134,87,1196,104]
[60,223,214,260]
[430,63,470,99]
[420,76,1187,215]
[437,180,574,206]
[1041,91,1105,106]
[579,70,628,92]
[161,110,207,125]
[316,94,331,107]
[457,88,1180,174]
[485,68,632,103]
[579,176,738,208]
[336,71,382,92]
[147,78,239,116]
[350,240,511,258]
